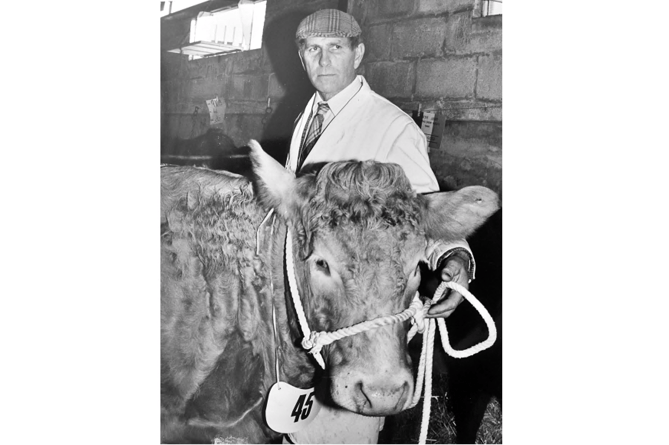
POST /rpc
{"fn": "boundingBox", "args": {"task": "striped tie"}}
[297,102,330,171]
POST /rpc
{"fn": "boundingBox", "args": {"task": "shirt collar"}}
[314,75,363,116]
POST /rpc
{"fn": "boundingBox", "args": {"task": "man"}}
[283,9,477,443]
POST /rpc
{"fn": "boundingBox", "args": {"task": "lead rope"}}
[405,280,498,444]
[285,229,497,444]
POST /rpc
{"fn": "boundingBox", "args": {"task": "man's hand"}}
[427,255,469,318]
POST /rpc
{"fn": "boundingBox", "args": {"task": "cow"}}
[160,140,499,443]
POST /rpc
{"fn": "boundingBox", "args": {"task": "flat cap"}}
[295,9,362,39]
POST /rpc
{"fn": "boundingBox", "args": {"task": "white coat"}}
[286,76,439,194]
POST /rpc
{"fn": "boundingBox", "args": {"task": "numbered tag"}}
[265,382,321,433]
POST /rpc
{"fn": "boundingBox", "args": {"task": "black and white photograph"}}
[160,1,502,443]
[5,1,669,444]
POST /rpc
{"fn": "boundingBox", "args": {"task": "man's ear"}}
[353,43,365,69]
[298,49,306,71]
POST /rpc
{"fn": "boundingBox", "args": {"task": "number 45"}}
[290,392,314,423]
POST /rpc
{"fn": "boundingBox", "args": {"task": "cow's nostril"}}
[356,381,372,409]
[356,379,411,414]
[399,381,410,409]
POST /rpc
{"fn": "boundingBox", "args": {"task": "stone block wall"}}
[350,0,502,195]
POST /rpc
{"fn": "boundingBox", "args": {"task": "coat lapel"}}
[288,95,317,172]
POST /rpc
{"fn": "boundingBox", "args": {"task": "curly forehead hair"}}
[295,161,422,235]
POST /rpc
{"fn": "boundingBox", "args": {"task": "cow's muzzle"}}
[330,364,414,416]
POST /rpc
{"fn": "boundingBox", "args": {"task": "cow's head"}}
[249,140,499,416]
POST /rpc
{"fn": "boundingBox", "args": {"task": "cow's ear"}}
[421,186,500,241]
[248,140,300,220]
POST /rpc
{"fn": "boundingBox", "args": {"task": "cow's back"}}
[161,166,276,443]
[161,165,248,222]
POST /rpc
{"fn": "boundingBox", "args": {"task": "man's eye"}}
[315,259,330,275]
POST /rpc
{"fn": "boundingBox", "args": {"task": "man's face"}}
[299,36,365,101]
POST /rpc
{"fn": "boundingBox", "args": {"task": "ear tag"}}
[265,382,321,433]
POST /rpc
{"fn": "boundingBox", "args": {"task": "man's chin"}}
[313,79,340,93]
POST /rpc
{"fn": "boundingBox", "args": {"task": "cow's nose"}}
[356,377,412,415]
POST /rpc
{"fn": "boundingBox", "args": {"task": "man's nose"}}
[319,51,331,67]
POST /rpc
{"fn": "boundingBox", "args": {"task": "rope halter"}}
[285,229,497,443]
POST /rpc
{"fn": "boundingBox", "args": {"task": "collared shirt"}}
[310,76,364,133]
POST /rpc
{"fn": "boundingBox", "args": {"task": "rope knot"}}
[301,331,325,355]
[410,298,431,335]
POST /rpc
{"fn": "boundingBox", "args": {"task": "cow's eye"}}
[315,258,330,275]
